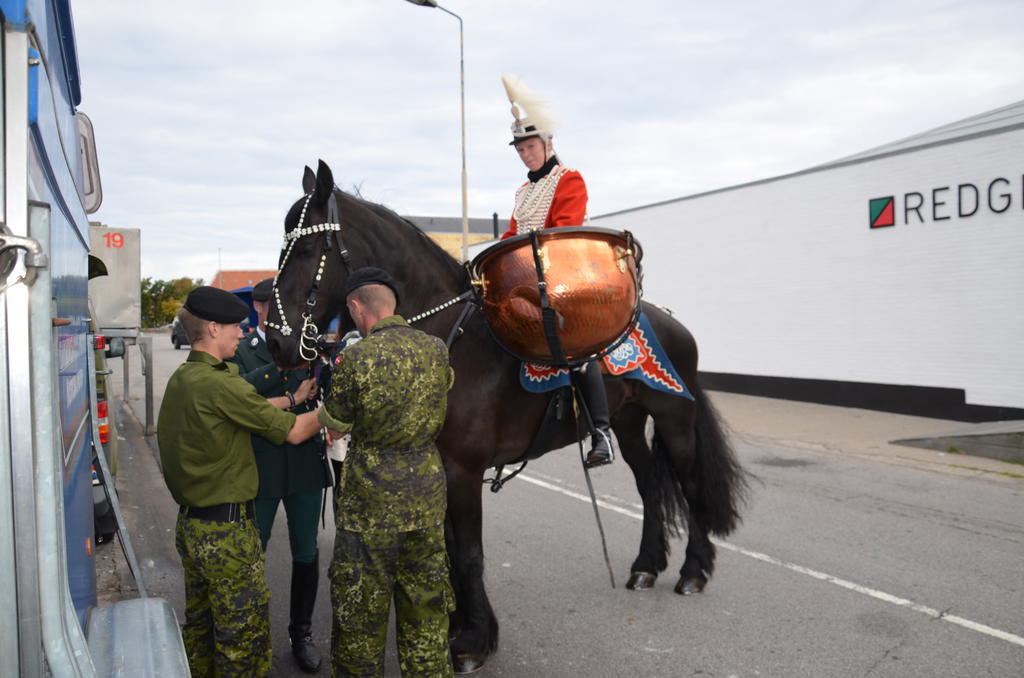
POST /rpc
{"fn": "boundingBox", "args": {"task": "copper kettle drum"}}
[471,226,643,365]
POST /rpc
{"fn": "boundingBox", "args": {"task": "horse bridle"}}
[267,188,478,361]
[266,190,353,362]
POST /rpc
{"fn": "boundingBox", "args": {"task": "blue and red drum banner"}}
[520,311,693,399]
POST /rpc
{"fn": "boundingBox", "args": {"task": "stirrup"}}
[584,429,614,469]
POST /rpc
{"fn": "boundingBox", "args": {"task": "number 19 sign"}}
[102,231,124,248]
[89,225,142,329]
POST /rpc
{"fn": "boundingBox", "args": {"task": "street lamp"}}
[403,0,470,262]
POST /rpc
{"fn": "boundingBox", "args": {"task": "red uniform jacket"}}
[500,169,588,240]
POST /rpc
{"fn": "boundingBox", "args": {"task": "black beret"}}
[183,286,250,323]
[252,277,275,302]
[345,266,400,304]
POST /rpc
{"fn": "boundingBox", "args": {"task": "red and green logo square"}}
[869,196,895,228]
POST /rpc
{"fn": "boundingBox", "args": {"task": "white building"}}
[592,100,1024,421]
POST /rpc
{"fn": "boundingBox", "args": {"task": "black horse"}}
[267,160,747,673]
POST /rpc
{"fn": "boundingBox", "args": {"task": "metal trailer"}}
[0,1,187,675]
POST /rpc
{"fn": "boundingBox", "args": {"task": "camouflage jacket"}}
[319,315,453,532]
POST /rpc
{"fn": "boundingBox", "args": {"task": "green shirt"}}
[319,315,454,532]
[158,350,296,507]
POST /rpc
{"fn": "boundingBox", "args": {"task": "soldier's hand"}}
[294,377,318,402]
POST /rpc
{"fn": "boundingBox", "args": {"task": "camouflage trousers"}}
[329,526,455,678]
[175,510,272,677]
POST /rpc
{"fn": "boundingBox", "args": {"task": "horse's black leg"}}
[671,432,712,598]
[445,463,498,674]
[648,383,747,596]
[613,404,669,590]
[443,512,462,638]
[650,412,714,595]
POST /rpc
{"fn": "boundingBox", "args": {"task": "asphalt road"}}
[104,331,1024,677]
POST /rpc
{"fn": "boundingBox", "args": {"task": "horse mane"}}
[283,197,306,235]
[361,199,472,288]
[283,185,473,292]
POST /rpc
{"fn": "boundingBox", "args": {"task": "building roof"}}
[818,98,1024,168]
[210,270,277,292]
[428,232,495,259]
[404,215,501,236]
[597,99,1024,218]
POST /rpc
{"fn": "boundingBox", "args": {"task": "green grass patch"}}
[949,464,1024,479]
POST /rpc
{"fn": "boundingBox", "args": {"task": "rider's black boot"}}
[289,553,322,673]
[578,363,613,468]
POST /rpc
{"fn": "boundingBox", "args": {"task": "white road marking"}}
[519,473,1024,649]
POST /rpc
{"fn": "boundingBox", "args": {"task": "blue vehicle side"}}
[1,1,189,675]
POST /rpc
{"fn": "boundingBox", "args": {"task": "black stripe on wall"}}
[699,372,1024,423]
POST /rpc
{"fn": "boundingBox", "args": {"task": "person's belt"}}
[178,499,255,522]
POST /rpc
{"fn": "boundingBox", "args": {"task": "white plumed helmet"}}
[502,74,559,145]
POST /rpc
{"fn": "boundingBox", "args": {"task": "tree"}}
[140,276,203,327]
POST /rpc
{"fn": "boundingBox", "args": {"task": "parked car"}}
[171,318,190,349]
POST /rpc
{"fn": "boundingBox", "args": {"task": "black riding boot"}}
[578,363,613,468]
[289,553,322,673]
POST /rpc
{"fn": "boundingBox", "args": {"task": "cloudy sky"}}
[73,0,1024,281]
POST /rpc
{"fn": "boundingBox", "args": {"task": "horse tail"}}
[689,378,749,536]
[646,379,748,543]
[648,432,687,541]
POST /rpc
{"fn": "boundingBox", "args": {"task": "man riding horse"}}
[499,74,613,469]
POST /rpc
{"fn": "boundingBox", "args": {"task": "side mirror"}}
[77,112,103,214]
[105,337,126,359]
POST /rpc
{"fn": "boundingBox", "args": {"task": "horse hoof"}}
[674,577,706,595]
[626,571,657,590]
[453,653,486,675]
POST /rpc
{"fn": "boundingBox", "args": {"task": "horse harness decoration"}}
[267,190,352,362]
[268,189,477,361]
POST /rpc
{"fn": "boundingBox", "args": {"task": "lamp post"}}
[404,0,469,262]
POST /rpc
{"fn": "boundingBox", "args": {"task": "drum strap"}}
[529,230,568,366]
[444,299,477,349]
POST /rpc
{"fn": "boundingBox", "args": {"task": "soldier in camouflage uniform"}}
[316,267,455,678]
[158,286,324,678]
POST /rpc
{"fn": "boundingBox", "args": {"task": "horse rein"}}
[267,190,352,362]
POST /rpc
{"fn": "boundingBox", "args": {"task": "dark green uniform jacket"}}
[319,315,454,533]
[158,350,295,507]
[229,330,328,498]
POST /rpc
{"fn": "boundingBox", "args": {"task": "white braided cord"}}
[406,294,469,324]
[513,165,568,232]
